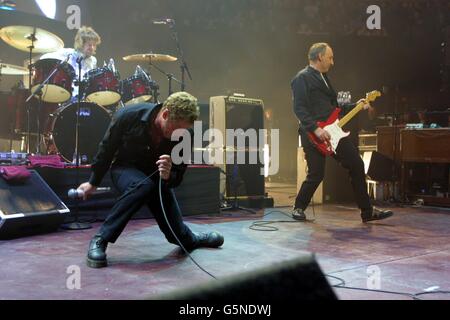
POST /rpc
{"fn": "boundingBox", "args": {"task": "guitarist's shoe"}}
[361,207,394,223]
[292,208,307,221]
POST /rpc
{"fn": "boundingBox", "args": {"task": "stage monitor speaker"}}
[155,255,336,300]
[0,170,69,239]
[209,96,265,197]
[363,151,397,182]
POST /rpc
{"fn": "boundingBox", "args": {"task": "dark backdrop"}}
[1,0,448,182]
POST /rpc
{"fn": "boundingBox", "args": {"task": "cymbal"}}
[123,53,177,63]
[0,25,64,53]
[0,63,28,75]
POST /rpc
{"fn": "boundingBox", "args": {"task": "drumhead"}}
[86,91,122,107]
[48,102,111,163]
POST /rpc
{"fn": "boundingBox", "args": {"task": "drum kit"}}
[0,25,178,163]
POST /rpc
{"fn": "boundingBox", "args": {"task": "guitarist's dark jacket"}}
[291,65,355,135]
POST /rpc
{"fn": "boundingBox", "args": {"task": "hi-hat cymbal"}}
[0,25,64,53]
[0,63,28,75]
[123,53,178,63]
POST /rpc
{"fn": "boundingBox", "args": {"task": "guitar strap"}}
[320,72,330,89]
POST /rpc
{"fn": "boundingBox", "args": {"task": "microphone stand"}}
[221,152,256,214]
[139,66,160,103]
[390,85,401,203]
[167,20,192,92]
[61,56,92,230]
[379,86,404,205]
[25,30,37,154]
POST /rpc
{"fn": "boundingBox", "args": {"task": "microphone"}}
[152,18,175,25]
[67,187,111,199]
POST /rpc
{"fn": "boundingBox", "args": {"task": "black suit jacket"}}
[291,65,353,134]
[89,103,190,188]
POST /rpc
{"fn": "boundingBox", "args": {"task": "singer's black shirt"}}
[88,103,189,188]
[291,65,354,133]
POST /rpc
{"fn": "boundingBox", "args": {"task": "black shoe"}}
[87,235,108,268]
[292,208,306,221]
[193,231,224,249]
[362,207,394,223]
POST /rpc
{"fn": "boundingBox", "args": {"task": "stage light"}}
[35,0,56,19]
[0,0,16,10]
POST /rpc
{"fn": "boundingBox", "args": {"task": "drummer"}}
[40,26,101,99]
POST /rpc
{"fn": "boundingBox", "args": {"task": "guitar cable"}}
[325,273,450,300]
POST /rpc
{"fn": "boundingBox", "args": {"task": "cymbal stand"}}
[25,29,37,154]
[140,66,160,103]
[147,60,181,97]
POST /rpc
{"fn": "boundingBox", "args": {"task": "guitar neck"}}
[338,101,365,128]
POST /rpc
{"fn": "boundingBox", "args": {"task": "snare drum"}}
[31,58,75,103]
[44,102,111,163]
[83,67,121,107]
[120,74,153,105]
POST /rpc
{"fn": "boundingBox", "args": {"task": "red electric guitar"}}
[307,90,381,156]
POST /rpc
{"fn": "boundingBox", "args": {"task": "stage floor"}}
[1,183,449,300]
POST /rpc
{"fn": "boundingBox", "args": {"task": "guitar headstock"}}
[365,90,381,102]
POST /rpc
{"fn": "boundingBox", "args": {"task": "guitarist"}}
[291,42,393,223]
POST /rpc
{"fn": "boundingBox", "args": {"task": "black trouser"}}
[97,166,197,248]
[295,133,372,213]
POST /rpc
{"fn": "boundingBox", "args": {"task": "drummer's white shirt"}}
[40,48,97,98]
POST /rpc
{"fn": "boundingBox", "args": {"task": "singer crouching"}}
[77,92,224,268]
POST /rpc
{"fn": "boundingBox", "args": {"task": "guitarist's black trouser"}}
[295,134,372,213]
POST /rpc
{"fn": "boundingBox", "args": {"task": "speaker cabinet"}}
[155,255,336,300]
[296,147,354,204]
[362,151,397,182]
[323,157,355,203]
[36,165,220,220]
[209,96,265,198]
[297,147,323,204]
[0,170,69,239]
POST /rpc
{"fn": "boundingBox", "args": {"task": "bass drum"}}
[44,102,111,163]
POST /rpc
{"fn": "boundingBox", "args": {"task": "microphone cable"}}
[107,168,217,279]
[158,176,217,279]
